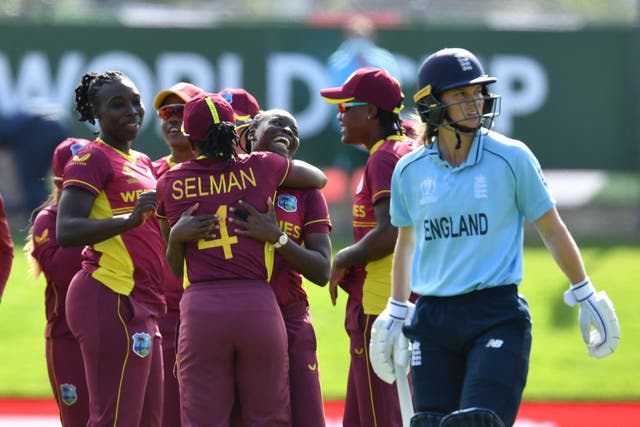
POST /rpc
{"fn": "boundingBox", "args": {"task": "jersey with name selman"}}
[390,130,555,296]
[156,152,291,285]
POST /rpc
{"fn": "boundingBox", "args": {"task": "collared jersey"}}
[152,154,178,178]
[270,188,332,307]
[156,152,291,285]
[341,135,417,315]
[390,129,555,297]
[62,140,166,307]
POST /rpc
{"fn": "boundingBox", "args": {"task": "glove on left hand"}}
[370,299,415,383]
[564,278,620,358]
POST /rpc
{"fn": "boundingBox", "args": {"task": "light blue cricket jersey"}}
[390,129,555,296]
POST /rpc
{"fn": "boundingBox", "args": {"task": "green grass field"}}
[0,240,638,401]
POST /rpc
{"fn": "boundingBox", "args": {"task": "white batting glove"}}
[370,299,415,384]
[393,331,412,377]
[563,278,620,359]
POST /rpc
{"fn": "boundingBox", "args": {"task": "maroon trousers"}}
[342,297,403,427]
[158,310,181,427]
[281,301,325,427]
[66,271,163,427]
[46,333,89,427]
[178,280,290,427]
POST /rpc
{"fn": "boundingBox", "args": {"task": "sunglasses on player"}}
[157,104,184,120]
[338,101,368,113]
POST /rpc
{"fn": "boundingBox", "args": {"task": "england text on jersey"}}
[170,168,257,200]
[424,213,488,240]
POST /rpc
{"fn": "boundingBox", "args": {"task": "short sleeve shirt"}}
[390,130,555,296]
[341,135,417,315]
[62,140,166,307]
[156,152,291,285]
[270,188,332,307]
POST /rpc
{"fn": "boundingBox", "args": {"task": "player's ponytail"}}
[198,122,239,164]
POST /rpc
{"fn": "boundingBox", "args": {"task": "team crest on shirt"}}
[474,175,488,199]
[419,178,437,204]
[59,383,78,406]
[276,194,298,212]
[132,332,152,358]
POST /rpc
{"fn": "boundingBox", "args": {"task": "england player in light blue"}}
[369,48,620,427]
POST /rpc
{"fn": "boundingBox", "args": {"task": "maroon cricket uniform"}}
[340,135,417,427]
[0,192,13,297]
[270,188,331,427]
[63,139,166,427]
[152,154,175,179]
[153,154,184,427]
[156,152,293,427]
[31,205,89,427]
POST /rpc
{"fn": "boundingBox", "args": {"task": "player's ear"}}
[367,104,379,120]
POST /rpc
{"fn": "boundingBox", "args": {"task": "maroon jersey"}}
[156,152,291,285]
[341,135,417,315]
[152,155,176,179]
[31,205,83,338]
[0,192,12,295]
[270,188,331,307]
[63,139,166,307]
[153,154,184,312]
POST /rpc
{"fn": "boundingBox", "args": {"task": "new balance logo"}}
[485,338,504,348]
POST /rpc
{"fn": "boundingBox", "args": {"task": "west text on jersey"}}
[170,168,257,199]
[424,213,488,240]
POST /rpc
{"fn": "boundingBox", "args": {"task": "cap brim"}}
[320,87,355,105]
[153,90,190,110]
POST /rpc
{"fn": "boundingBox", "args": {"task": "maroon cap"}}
[52,137,90,182]
[183,93,236,142]
[153,82,204,110]
[320,67,404,113]
[218,88,261,129]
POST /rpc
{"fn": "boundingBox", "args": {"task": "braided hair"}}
[74,71,128,125]
[378,109,406,138]
[196,122,240,165]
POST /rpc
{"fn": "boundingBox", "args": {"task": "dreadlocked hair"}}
[75,71,128,125]
[197,122,240,164]
[378,110,405,137]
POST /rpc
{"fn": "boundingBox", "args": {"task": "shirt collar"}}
[369,134,405,155]
[426,131,486,170]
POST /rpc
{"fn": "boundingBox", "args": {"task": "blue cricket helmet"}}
[413,48,499,128]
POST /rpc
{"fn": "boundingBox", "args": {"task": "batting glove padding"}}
[370,299,415,384]
[563,278,620,358]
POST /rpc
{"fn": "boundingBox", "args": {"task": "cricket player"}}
[370,47,620,427]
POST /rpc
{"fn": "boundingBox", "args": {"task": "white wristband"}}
[563,277,594,307]
[388,298,409,320]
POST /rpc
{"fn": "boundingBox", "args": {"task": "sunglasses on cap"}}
[157,104,184,120]
[338,101,368,113]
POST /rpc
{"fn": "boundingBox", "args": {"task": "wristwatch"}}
[274,233,289,249]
